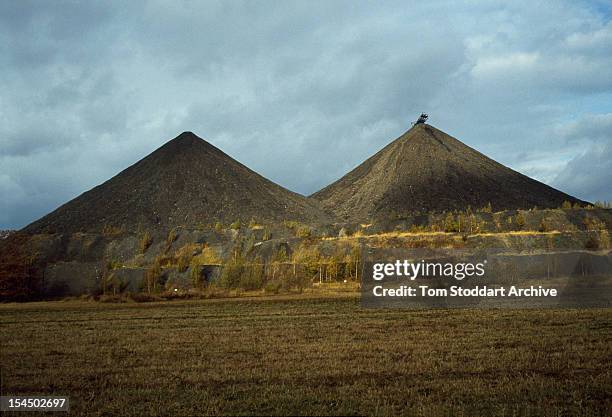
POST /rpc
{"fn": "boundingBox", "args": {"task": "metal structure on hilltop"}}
[413,113,428,125]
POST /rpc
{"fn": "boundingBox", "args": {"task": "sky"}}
[1,0,611,229]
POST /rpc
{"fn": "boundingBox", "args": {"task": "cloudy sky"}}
[1,0,611,229]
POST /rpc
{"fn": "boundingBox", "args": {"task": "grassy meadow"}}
[1,295,610,416]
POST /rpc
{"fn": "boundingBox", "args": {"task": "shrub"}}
[262,227,272,241]
[584,230,610,251]
[167,228,178,245]
[287,271,311,293]
[101,224,123,236]
[190,265,204,288]
[244,234,256,255]
[102,272,128,295]
[538,219,551,233]
[283,220,300,230]
[105,258,122,270]
[274,245,289,263]
[444,213,458,233]
[140,231,153,253]
[594,201,612,209]
[583,215,605,231]
[239,261,264,290]
[326,255,341,281]
[515,212,526,230]
[176,246,195,272]
[248,219,259,228]
[409,224,427,233]
[219,255,245,289]
[343,244,362,281]
[214,222,223,232]
[176,253,191,272]
[284,220,309,237]
[470,215,485,234]
[144,261,162,293]
[230,220,241,230]
[600,231,611,249]
[264,280,282,294]
[296,225,312,238]
[585,235,600,250]
[454,213,465,233]
[561,201,572,209]
[191,245,222,266]
[292,244,321,280]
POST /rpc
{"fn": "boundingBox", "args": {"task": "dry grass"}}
[1,297,610,416]
[470,230,563,237]
[328,230,567,240]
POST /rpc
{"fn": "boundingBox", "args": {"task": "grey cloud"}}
[0,127,65,157]
[554,142,612,202]
[0,1,117,69]
[1,0,611,229]
[555,113,612,144]
[552,112,612,201]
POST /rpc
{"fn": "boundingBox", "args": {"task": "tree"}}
[296,225,312,238]
[140,231,153,253]
[346,244,361,280]
[144,260,162,293]
[292,244,321,285]
[167,228,178,244]
[175,244,198,272]
[219,255,244,289]
[515,212,526,230]
[538,219,551,233]
[190,265,205,288]
[444,213,457,232]
[239,259,264,290]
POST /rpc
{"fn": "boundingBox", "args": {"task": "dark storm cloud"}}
[1,0,611,229]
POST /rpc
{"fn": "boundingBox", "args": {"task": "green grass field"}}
[1,296,610,416]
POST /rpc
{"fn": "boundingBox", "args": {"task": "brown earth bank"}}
[1,297,610,416]
[1,207,610,302]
